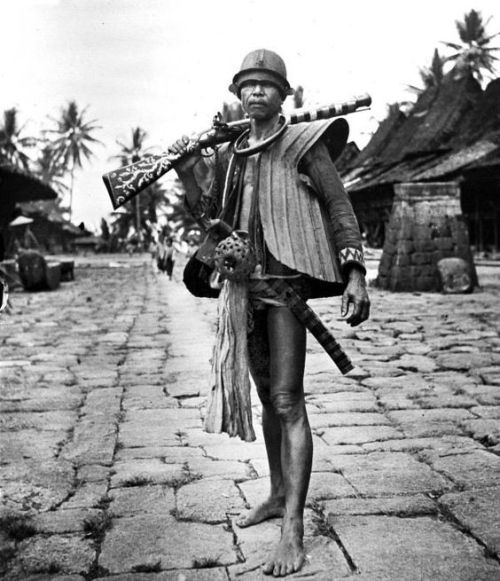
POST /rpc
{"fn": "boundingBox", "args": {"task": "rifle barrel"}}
[103,93,371,209]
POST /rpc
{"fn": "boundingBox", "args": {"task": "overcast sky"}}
[2,0,499,230]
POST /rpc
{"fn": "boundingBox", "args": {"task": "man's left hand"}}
[341,267,370,326]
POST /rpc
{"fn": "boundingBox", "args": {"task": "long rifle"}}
[102,94,371,209]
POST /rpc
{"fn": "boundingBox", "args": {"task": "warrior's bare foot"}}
[236,496,285,528]
[263,516,305,577]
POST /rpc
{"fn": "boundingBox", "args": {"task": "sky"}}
[1,0,500,231]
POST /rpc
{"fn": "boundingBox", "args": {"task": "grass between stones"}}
[175,429,189,446]
[165,462,203,490]
[83,511,113,543]
[0,512,37,541]
[121,475,155,487]
[132,560,162,572]
[192,555,221,568]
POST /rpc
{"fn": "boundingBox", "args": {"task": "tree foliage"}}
[407,49,445,95]
[46,101,101,219]
[442,9,499,81]
[0,108,37,171]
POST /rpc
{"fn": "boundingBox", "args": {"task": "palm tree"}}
[407,49,445,95]
[442,9,499,81]
[35,145,68,197]
[114,126,149,166]
[47,101,101,220]
[111,127,158,247]
[0,108,37,171]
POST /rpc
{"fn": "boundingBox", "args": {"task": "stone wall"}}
[376,182,477,291]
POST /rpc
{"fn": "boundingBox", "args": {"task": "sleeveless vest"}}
[257,119,343,283]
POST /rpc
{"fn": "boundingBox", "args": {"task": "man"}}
[157,236,176,279]
[170,49,370,577]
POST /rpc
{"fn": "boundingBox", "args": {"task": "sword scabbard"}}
[257,278,354,375]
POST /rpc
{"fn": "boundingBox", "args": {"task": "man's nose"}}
[252,83,265,94]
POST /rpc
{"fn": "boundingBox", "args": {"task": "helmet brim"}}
[229,69,294,97]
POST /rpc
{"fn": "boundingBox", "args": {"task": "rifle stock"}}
[103,94,371,209]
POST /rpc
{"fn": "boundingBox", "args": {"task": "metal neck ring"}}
[233,115,288,157]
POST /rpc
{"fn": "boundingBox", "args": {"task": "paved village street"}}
[1,253,500,581]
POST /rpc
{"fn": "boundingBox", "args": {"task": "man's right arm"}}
[168,136,204,209]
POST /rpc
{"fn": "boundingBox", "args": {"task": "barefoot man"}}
[170,49,370,577]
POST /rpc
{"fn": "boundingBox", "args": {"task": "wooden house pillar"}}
[376,182,478,291]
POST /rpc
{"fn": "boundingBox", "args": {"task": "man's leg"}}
[237,308,286,527]
[264,306,311,576]
[240,306,312,576]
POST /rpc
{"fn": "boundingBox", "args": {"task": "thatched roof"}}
[16,200,91,237]
[343,66,500,192]
[0,165,57,202]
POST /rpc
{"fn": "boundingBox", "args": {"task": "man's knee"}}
[270,389,305,422]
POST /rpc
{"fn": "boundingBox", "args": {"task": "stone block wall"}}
[376,182,477,292]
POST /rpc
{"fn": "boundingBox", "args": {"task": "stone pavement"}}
[1,254,500,581]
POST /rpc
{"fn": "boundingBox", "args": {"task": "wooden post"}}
[376,182,478,292]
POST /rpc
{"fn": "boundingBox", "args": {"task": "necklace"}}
[233,115,288,157]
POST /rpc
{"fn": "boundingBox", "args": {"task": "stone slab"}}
[388,408,474,424]
[333,515,500,581]
[329,452,451,496]
[99,514,237,572]
[201,439,267,462]
[94,570,228,581]
[110,460,186,488]
[0,386,83,412]
[176,478,246,523]
[426,450,500,488]
[439,488,500,558]
[324,494,436,517]
[0,460,75,513]
[362,435,480,454]
[0,429,66,462]
[308,472,359,500]
[461,418,500,447]
[109,485,175,517]
[308,412,390,429]
[115,445,206,462]
[60,417,117,466]
[32,508,102,534]
[122,386,178,409]
[0,411,77,432]
[4,534,95,579]
[179,457,253,481]
[61,481,108,510]
[320,425,402,445]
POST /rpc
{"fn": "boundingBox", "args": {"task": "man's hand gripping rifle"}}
[102,94,371,210]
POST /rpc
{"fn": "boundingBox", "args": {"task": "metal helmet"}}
[229,49,294,98]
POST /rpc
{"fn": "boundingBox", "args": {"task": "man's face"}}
[240,80,283,121]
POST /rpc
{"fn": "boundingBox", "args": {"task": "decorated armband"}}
[338,247,366,275]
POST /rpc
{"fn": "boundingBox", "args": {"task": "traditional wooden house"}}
[0,165,57,259]
[342,65,500,254]
[12,200,89,254]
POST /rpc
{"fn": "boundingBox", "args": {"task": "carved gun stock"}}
[103,94,371,209]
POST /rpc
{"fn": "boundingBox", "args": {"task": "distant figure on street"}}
[157,237,175,279]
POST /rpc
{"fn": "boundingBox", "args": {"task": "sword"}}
[249,277,354,375]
